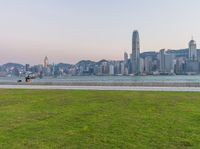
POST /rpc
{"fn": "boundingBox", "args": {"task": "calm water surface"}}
[0,75,200,83]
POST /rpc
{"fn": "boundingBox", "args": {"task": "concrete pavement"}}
[0,85,200,92]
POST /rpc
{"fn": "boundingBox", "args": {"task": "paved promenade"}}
[0,85,200,92]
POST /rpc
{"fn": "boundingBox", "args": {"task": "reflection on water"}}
[0,75,200,83]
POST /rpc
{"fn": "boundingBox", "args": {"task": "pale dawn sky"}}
[0,0,200,64]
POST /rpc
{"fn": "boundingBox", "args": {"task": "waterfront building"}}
[130,54,132,60]
[189,39,197,61]
[114,61,120,75]
[164,53,174,73]
[124,52,128,64]
[175,58,186,74]
[93,65,99,75]
[102,62,109,75]
[127,59,132,74]
[109,64,114,75]
[159,49,165,73]
[25,64,30,72]
[132,30,140,75]
[152,59,159,73]
[144,56,153,74]
[44,56,49,68]
[124,67,129,75]
[140,58,144,74]
[120,62,125,75]
[159,49,174,74]
[123,52,129,75]
[197,49,200,61]
[186,61,199,74]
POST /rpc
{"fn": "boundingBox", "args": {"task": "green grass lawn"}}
[0,89,200,149]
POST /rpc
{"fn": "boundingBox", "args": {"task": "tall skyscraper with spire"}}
[132,30,140,74]
[44,56,49,68]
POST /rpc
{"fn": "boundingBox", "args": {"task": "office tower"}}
[123,52,128,75]
[175,58,186,74]
[25,64,30,72]
[120,62,125,75]
[189,39,197,61]
[164,54,174,73]
[159,49,165,73]
[124,52,128,64]
[109,64,114,75]
[132,30,140,75]
[44,56,49,68]
[159,49,174,74]
[144,56,153,74]
[186,61,199,73]
[140,58,144,74]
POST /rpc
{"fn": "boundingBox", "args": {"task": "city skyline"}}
[1,33,200,77]
[1,0,200,64]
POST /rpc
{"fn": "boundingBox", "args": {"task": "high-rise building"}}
[164,54,174,73]
[120,62,125,75]
[159,49,165,73]
[140,58,144,74]
[25,64,30,72]
[44,56,49,68]
[159,49,174,74]
[123,52,128,75]
[186,61,199,73]
[197,49,200,61]
[189,39,197,61]
[109,64,114,75]
[175,58,186,74]
[132,30,140,75]
[124,52,128,65]
[144,56,153,74]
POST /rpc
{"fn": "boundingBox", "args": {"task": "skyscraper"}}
[132,30,140,74]
[44,56,49,68]
[159,49,165,73]
[189,39,197,61]
[159,49,174,74]
[124,52,128,64]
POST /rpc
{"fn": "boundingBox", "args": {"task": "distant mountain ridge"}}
[76,60,96,66]
[1,63,24,69]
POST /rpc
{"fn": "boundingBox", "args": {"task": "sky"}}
[0,0,200,64]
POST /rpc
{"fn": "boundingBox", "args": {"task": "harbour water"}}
[1,75,200,83]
